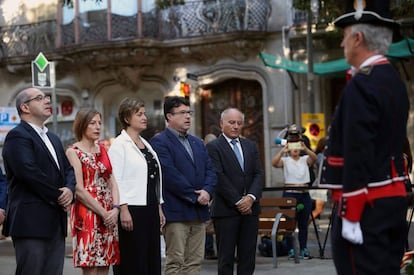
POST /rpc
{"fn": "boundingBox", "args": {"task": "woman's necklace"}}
[77,141,99,154]
[133,136,145,149]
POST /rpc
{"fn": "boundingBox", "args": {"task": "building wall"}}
[1,0,413,186]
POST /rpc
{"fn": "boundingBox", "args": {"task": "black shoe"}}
[301,248,312,260]
[205,254,218,260]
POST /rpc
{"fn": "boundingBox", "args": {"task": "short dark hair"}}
[73,108,101,141]
[118,97,145,129]
[163,96,189,121]
[15,88,39,116]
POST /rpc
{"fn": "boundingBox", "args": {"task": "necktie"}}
[230,139,243,170]
[180,135,194,161]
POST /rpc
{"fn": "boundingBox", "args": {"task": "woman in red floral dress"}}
[66,108,120,275]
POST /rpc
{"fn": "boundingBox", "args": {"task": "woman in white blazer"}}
[108,97,164,275]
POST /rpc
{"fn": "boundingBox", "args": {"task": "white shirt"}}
[28,123,60,169]
[282,156,310,184]
[350,54,386,76]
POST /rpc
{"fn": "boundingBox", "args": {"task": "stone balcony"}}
[0,0,272,69]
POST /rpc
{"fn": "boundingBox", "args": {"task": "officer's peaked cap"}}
[333,0,399,29]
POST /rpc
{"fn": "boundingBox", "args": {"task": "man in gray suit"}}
[206,108,263,275]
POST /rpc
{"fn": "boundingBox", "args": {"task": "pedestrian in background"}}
[319,1,410,274]
[203,133,218,260]
[66,108,120,275]
[150,96,216,275]
[206,107,263,275]
[309,137,328,223]
[2,87,75,275]
[108,97,165,275]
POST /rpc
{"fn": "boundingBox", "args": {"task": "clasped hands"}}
[0,208,5,225]
[103,208,119,228]
[195,189,210,206]
[237,195,253,215]
[341,218,363,244]
[58,187,73,212]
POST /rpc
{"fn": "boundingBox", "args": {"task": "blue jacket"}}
[150,128,216,222]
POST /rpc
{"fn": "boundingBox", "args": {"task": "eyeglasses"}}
[170,110,194,116]
[24,95,51,104]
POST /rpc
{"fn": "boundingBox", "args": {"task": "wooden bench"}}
[259,197,300,267]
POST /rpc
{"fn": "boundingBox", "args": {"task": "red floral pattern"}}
[70,145,120,267]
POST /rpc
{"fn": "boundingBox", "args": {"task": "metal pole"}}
[50,62,58,133]
[307,7,315,113]
[52,87,57,133]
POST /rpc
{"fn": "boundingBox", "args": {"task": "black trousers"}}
[214,215,258,275]
[13,229,65,275]
[332,197,407,275]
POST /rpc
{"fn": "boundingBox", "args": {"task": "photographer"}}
[272,124,317,259]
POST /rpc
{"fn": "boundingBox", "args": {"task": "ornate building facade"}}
[0,0,413,186]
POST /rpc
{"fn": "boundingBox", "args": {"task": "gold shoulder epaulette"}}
[357,66,373,75]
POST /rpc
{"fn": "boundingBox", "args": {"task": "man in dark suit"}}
[150,96,216,275]
[206,108,263,275]
[2,87,76,275]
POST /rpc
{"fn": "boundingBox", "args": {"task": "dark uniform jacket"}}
[319,60,409,221]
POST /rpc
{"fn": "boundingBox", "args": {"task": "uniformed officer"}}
[319,1,409,274]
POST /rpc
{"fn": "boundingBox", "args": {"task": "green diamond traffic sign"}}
[34,52,48,71]
[32,52,55,88]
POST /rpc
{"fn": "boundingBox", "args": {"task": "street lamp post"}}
[306,8,314,113]
[306,0,319,114]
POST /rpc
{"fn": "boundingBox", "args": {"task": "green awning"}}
[388,37,414,58]
[260,38,414,75]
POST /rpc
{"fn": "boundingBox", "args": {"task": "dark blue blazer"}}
[150,128,216,222]
[206,135,263,217]
[2,120,76,238]
[320,63,409,191]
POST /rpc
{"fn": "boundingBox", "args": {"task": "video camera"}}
[286,124,302,150]
[275,124,302,150]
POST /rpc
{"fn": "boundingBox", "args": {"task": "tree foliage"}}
[391,0,414,19]
[293,0,414,21]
